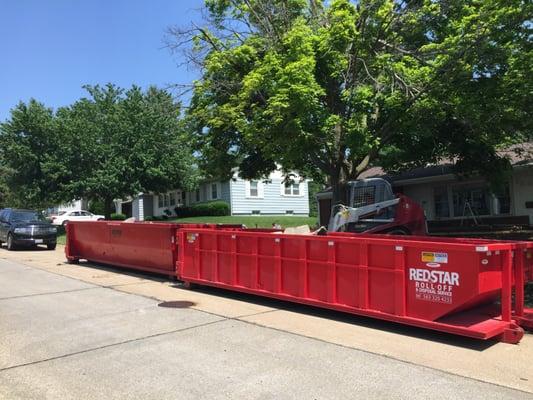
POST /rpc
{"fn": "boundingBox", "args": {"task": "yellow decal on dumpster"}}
[421,252,448,264]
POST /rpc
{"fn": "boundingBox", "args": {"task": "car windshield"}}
[11,211,47,223]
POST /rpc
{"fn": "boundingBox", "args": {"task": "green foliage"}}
[0,84,199,216]
[0,100,68,208]
[307,181,321,217]
[0,166,16,208]
[175,200,230,217]
[110,213,127,221]
[88,199,106,215]
[145,215,169,221]
[173,0,532,201]
[57,84,199,217]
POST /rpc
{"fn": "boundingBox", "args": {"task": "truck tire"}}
[6,234,16,251]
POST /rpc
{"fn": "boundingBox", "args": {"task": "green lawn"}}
[170,215,318,228]
[57,233,66,245]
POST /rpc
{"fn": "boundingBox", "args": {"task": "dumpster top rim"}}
[177,227,523,251]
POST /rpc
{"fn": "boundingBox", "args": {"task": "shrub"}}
[145,215,169,222]
[110,213,127,221]
[175,200,230,217]
[88,199,106,215]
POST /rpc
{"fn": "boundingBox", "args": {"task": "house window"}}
[293,184,300,196]
[176,191,182,206]
[452,186,490,217]
[249,181,259,197]
[158,195,163,208]
[433,186,450,218]
[211,183,218,199]
[196,189,200,202]
[284,182,300,196]
[169,192,176,207]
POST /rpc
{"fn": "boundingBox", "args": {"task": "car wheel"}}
[62,220,69,226]
[6,234,16,251]
[47,243,57,251]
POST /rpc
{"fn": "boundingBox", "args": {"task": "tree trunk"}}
[330,167,347,206]
[104,196,113,220]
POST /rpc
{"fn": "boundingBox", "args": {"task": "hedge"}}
[110,213,127,221]
[144,215,169,221]
[175,200,230,218]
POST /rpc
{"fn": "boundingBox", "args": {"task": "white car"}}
[51,210,105,226]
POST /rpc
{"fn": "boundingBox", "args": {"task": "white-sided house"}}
[116,170,309,221]
[185,170,309,216]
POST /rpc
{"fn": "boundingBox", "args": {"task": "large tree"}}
[57,84,198,217]
[170,0,532,202]
[0,100,68,208]
[0,85,198,217]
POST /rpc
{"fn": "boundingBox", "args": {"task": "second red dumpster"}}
[177,228,533,343]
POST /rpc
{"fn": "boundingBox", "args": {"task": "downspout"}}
[229,179,233,216]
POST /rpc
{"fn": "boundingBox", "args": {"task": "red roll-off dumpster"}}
[177,228,533,343]
[65,221,243,276]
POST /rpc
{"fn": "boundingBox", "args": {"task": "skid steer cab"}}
[324,178,427,235]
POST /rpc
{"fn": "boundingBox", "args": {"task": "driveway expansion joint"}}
[0,318,227,373]
[0,286,98,301]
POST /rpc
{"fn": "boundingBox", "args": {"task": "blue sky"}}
[0,0,204,121]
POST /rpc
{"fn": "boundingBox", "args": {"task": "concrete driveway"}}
[0,246,532,399]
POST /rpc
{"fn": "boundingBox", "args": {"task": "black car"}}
[0,208,57,250]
